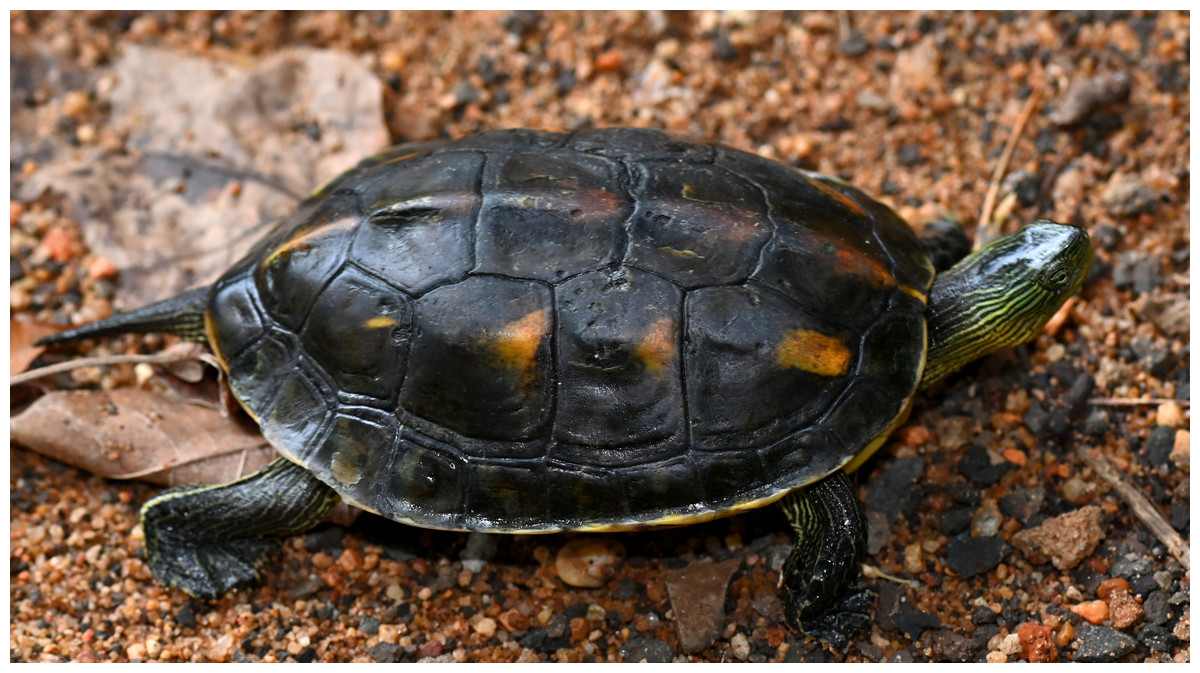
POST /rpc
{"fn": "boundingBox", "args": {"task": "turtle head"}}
[919,221,1091,389]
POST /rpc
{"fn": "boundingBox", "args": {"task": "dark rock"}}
[1073,623,1139,662]
[939,507,973,536]
[665,557,741,654]
[358,616,381,635]
[518,627,547,651]
[175,601,198,630]
[897,143,925,166]
[1137,624,1178,653]
[1083,409,1110,436]
[945,534,1009,579]
[1111,555,1153,580]
[971,604,1000,625]
[1169,502,1188,532]
[1130,573,1160,598]
[613,578,637,601]
[287,575,325,600]
[840,29,869,56]
[366,643,401,663]
[918,629,980,663]
[304,525,345,553]
[957,445,1013,486]
[1102,177,1167,219]
[10,256,24,282]
[1142,590,1171,625]
[620,637,674,663]
[1002,169,1040,206]
[1113,252,1164,294]
[999,487,1045,523]
[877,582,941,639]
[1091,223,1122,252]
[864,455,924,521]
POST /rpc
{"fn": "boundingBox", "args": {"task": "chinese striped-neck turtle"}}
[39,127,1091,647]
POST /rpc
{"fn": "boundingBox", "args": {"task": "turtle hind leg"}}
[140,458,339,599]
[778,470,875,649]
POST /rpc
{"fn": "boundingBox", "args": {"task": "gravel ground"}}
[10,10,1190,663]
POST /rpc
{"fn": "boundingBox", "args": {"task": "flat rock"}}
[665,557,742,654]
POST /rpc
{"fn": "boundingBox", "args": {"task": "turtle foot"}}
[145,533,280,599]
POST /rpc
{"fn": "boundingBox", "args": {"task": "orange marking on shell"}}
[634,318,677,373]
[776,329,852,377]
[807,176,868,219]
[829,243,894,288]
[489,309,551,379]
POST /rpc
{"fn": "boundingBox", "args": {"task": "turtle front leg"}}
[140,457,339,599]
[778,470,874,648]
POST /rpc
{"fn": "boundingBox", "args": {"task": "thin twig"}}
[1088,398,1190,408]
[978,84,1043,246]
[1079,448,1190,568]
[10,344,215,387]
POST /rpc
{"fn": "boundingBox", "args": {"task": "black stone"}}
[1144,425,1177,467]
[864,455,925,522]
[620,637,674,663]
[939,507,973,535]
[304,524,345,553]
[1073,623,1139,662]
[945,534,1009,579]
[366,643,401,663]
[841,29,870,56]
[1137,624,1178,653]
[957,445,1013,486]
[999,487,1045,523]
[358,616,381,635]
[970,604,1000,625]
[876,582,941,639]
[175,601,198,630]
[1142,590,1171,625]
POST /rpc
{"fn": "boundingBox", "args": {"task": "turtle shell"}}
[204,128,936,533]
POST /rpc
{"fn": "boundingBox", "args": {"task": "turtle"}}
[37,127,1091,647]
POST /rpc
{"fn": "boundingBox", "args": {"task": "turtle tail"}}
[36,286,212,347]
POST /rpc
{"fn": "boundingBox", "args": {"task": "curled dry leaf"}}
[10,388,275,487]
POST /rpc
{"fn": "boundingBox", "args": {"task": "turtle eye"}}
[1038,263,1071,291]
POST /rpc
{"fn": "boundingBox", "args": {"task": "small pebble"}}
[1070,600,1109,625]
[555,538,625,588]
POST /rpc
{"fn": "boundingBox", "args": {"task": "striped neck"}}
[919,221,1091,390]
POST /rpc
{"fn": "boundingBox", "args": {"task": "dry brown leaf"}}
[10,320,61,375]
[10,388,275,487]
[17,45,388,309]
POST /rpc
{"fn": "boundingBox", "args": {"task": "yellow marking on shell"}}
[487,309,551,379]
[902,284,928,304]
[776,329,851,377]
[364,315,396,329]
[807,176,868,219]
[634,318,676,373]
[260,217,358,270]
